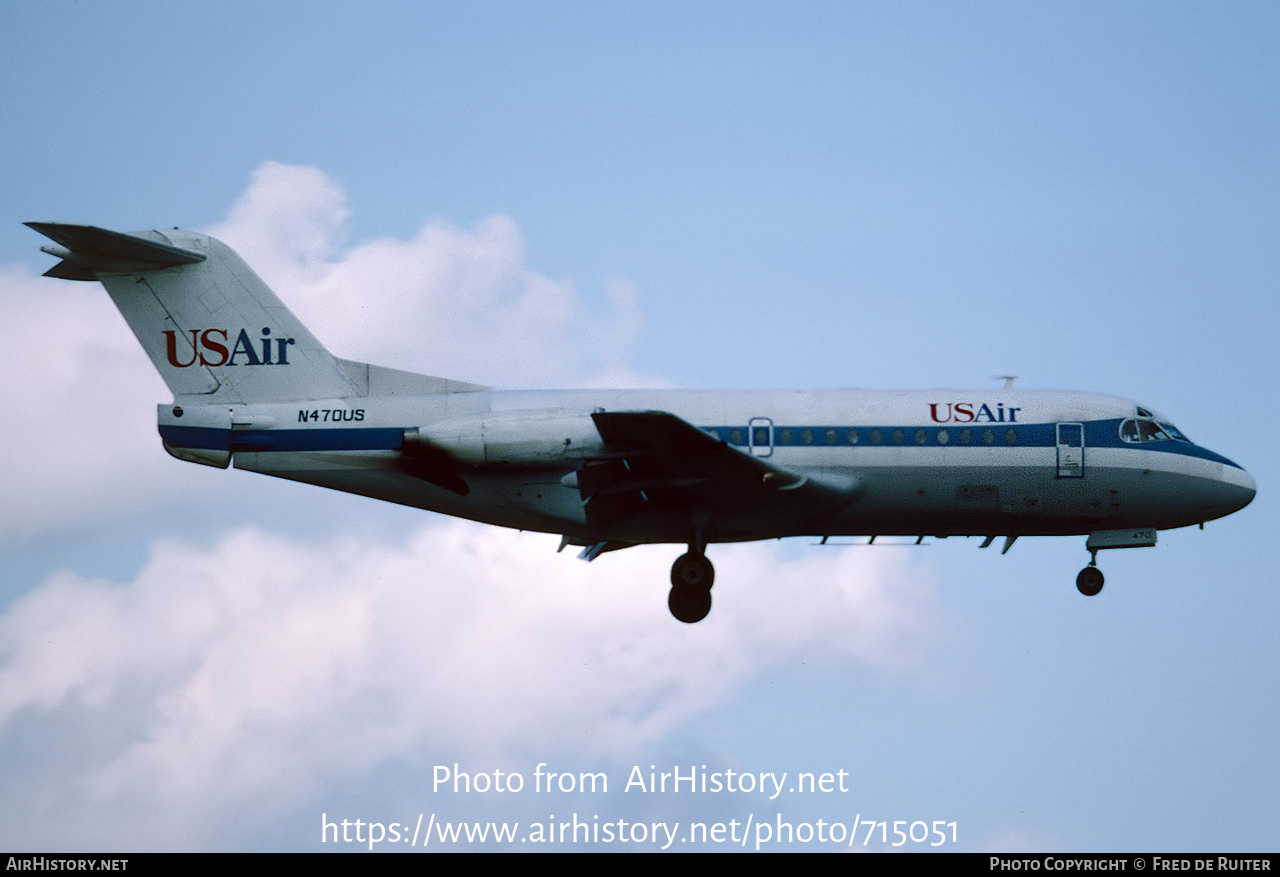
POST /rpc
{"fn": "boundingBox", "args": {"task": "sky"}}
[1,1,1277,853]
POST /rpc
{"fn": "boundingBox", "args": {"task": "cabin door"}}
[1056,422,1085,478]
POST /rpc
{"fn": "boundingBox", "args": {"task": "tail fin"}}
[26,222,359,403]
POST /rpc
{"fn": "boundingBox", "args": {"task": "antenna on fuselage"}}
[994,375,1017,389]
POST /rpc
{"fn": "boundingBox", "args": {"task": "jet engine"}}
[406,412,607,466]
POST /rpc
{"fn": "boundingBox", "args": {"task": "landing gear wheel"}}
[1076,566,1105,597]
[668,552,715,623]
[668,585,712,624]
[671,552,715,590]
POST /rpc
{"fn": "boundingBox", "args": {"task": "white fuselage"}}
[169,387,1254,546]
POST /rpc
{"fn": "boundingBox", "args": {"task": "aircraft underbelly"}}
[828,457,1221,536]
[234,451,587,533]
[232,444,1229,542]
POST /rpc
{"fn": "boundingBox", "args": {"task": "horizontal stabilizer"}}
[25,222,206,280]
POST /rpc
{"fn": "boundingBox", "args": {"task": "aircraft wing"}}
[578,410,859,533]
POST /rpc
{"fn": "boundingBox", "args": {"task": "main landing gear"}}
[669,551,714,623]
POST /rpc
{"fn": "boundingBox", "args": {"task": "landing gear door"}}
[1056,422,1084,478]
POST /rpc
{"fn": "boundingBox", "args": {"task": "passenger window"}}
[937,429,949,445]
[847,429,859,444]
[915,428,927,444]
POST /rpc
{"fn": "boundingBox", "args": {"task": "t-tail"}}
[27,222,488,469]
[26,222,360,404]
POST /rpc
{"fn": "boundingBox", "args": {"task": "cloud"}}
[210,161,649,388]
[0,264,180,541]
[0,521,944,850]
[213,162,351,274]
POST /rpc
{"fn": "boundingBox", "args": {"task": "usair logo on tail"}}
[164,328,296,367]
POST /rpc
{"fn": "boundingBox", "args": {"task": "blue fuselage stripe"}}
[159,424,405,453]
[158,418,1243,469]
[702,418,1240,467]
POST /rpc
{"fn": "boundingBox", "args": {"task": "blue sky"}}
[1,1,1276,852]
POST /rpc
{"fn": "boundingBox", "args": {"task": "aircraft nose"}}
[1213,463,1256,518]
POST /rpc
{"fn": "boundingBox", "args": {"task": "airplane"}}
[26,221,1256,623]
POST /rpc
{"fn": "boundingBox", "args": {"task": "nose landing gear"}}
[1076,560,1105,596]
[669,551,714,623]
[1075,529,1157,597]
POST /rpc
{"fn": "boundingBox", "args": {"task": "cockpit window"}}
[1120,418,1190,443]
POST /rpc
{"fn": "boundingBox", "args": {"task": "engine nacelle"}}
[408,412,606,466]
